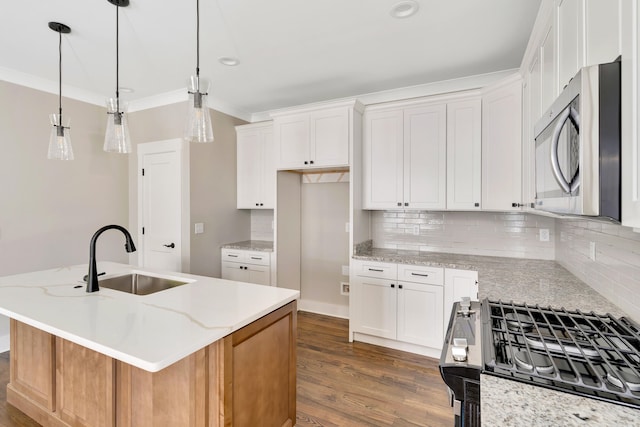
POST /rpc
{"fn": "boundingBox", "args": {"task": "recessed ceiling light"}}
[219,57,239,66]
[118,87,134,93]
[390,0,419,19]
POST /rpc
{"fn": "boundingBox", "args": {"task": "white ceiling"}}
[1,0,541,119]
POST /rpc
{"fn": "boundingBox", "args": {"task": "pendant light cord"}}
[58,30,62,119]
[196,0,200,85]
[116,4,120,113]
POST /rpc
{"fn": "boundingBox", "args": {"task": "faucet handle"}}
[83,272,105,282]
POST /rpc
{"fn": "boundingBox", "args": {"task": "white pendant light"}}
[184,0,214,143]
[104,0,132,153]
[47,22,74,161]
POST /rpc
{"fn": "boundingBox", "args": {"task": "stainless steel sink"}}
[99,273,188,295]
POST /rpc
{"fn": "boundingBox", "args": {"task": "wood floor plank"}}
[0,311,453,426]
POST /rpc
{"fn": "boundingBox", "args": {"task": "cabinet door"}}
[403,104,447,209]
[274,113,310,169]
[446,99,482,210]
[236,130,263,209]
[396,281,443,349]
[482,76,523,211]
[444,269,478,320]
[557,0,583,91]
[247,264,271,286]
[352,276,397,339]
[221,261,248,282]
[363,109,404,209]
[310,107,349,167]
[261,128,275,209]
[540,18,557,112]
[523,51,542,209]
[584,0,621,66]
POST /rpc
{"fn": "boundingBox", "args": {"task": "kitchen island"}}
[0,262,299,427]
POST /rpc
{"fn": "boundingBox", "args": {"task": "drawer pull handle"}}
[368,268,384,272]
[411,273,429,277]
[228,254,239,258]
[250,257,262,260]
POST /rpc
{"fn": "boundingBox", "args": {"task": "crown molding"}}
[0,66,105,106]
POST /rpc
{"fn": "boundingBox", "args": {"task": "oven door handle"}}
[550,105,581,194]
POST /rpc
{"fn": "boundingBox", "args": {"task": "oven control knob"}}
[452,338,468,362]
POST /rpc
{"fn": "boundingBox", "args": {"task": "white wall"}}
[371,211,556,259]
[556,218,640,322]
[300,181,350,318]
[0,80,130,352]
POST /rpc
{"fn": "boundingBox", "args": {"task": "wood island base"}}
[7,301,297,427]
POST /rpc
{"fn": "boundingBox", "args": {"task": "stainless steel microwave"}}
[533,58,621,222]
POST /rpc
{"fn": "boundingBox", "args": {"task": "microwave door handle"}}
[568,106,581,193]
[550,107,573,194]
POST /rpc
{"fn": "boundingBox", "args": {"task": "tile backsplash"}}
[371,211,556,259]
[251,210,274,241]
[556,218,640,321]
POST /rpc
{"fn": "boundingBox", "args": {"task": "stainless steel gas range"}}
[440,298,640,426]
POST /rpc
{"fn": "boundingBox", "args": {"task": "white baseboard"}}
[0,334,9,353]
[298,299,349,319]
[353,332,441,359]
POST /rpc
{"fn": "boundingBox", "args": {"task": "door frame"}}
[136,139,191,272]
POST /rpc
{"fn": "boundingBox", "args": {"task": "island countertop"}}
[0,262,299,372]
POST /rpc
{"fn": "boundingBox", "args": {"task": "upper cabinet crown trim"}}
[269,99,365,118]
[235,121,273,131]
[363,89,482,113]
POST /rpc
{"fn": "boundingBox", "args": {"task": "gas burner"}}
[505,312,534,331]
[513,350,554,374]
[606,366,640,392]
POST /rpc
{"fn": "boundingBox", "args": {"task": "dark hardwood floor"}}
[0,312,452,427]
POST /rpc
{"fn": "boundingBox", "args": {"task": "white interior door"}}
[138,139,189,272]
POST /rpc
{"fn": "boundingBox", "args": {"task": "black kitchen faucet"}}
[86,225,136,293]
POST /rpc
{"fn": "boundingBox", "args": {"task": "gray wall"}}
[0,80,129,350]
[128,102,249,277]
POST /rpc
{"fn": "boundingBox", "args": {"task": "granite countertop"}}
[354,247,639,424]
[221,240,274,252]
[0,262,298,372]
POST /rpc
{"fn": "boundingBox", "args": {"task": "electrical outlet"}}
[589,241,596,261]
[341,265,349,276]
[340,282,350,296]
[539,228,549,242]
[412,224,420,236]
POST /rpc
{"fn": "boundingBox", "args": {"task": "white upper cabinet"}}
[584,0,621,66]
[446,98,482,210]
[403,104,447,210]
[236,122,275,209]
[557,0,583,91]
[363,102,447,210]
[273,102,358,170]
[540,17,557,113]
[363,109,404,209]
[482,74,523,211]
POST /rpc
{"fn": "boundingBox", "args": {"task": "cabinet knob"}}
[397,202,402,207]
[259,203,263,206]
[310,160,314,164]
[404,203,409,207]
[474,202,480,207]
[304,161,308,165]
[255,203,259,206]
[390,284,395,288]
[399,284,403,289]
[512,202,523,208]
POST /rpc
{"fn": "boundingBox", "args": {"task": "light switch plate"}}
[539,228,549,242]
[194,223,204,234]
[341,265,349,276]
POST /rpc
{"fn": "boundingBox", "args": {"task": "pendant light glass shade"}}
[48,21,73,160]
[104,98,131,153]
[185,76,213,143]
[48,114,73,160]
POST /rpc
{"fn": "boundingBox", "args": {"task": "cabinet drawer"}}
[353,260,397,279]
[397,264,443,285]
[244,251,270,266]
[222,249,246,262]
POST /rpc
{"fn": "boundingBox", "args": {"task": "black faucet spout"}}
[87,225,136,293]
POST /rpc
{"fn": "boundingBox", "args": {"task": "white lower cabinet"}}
[352,259,475,354]
[221,249,272,286]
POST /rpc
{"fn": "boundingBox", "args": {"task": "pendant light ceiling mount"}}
[107,0,129,6]
[47,21,73,160]
[48,22,71,34]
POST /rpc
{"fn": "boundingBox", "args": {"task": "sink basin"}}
[99,273,188,295]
